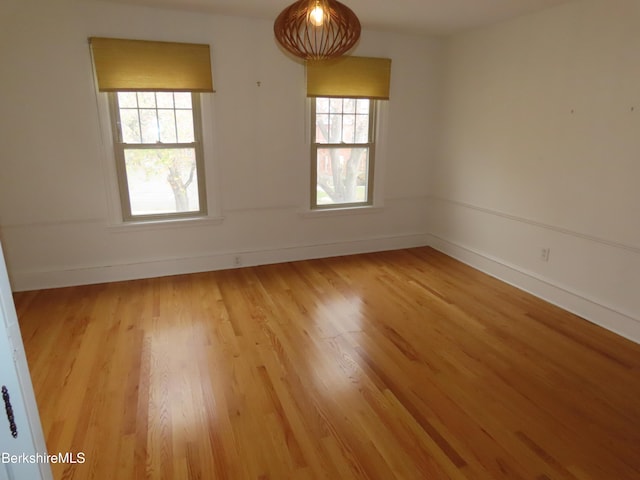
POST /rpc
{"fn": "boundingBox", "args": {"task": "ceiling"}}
[94,0,575,35]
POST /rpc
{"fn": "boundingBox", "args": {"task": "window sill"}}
[298,206,383,219]
[108,215,224,233]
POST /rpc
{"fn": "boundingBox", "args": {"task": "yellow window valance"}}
[306,56,391,100]
[89,37,214,92]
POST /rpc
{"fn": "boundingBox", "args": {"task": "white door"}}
[0,242,52,480]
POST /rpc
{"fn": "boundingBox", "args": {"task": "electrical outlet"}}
[540,248,550,262]
[234,256,242,266]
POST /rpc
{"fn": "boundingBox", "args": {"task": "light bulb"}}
[309,5,324,26]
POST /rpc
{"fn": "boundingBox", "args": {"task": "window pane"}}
[156,92,174,109]
[174,92,192,109]
[316,97,329,114]
[355,115,369,143]
[356,99,370,114]
[315,114,329,143]
[176,110,195,143]
[343,98,356,114]
[119,109,141,143]
[342,114,356,143]
[328,114,343,143]
[137,92,156,108]
[158,110,177,143]
[140,109,159,143]
[316,147,369,205]
[124,148,199,215]
[329,98,343,114]
[118,92,138,108]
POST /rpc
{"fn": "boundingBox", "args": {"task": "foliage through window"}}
[311,97,375,208]
[110,91,207,221]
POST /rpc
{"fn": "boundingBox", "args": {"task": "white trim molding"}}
[429,196,640,254]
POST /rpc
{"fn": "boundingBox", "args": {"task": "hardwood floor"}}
[14,247,640,479]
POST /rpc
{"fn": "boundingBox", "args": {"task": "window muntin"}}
[311,97,375,208]
[110,91,207,221]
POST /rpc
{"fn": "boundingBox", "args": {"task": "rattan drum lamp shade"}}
[274,0,361,60]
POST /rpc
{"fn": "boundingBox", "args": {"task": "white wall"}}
[432,0,640,342]
[0,0,440,290]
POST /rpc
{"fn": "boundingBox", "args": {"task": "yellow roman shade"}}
[306,56,391,100]
[89,37,214,92]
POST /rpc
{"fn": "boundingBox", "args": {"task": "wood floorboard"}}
[14,247,640,479]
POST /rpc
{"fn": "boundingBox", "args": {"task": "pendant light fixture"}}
[274,0,361,60]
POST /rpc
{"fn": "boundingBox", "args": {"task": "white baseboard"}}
[428,235,640,344]
[10,233,431,292]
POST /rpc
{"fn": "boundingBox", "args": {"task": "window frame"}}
[108,91,208,222]
[310,97,377,210]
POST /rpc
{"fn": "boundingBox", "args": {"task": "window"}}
[90,37,214,223]
[311,97,376,209]
[306,56,390,210]
[109,91,207,221]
